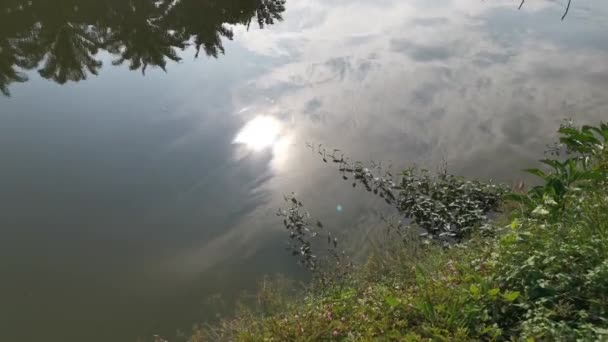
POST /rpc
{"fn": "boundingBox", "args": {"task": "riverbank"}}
[185,122,608,341]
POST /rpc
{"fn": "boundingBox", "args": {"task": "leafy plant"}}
[276,194,351,283]
[556,121,608,160]
[308,144,507,243]
[512,121,607,214]
[492,189,608,340]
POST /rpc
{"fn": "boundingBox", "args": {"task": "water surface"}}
[1,0,607,340]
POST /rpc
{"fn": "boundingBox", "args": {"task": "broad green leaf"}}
[488,288,500,297]
[558,127,580,136]
[540,159,565,172]
[502,291,520,302]
[470,284,480,296]
[524,168,546,179]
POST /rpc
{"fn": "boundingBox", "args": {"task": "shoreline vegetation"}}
[157,120,607,341]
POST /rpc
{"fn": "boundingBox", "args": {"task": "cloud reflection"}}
[172,0,608,283]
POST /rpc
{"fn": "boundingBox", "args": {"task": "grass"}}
[171,121,608,341]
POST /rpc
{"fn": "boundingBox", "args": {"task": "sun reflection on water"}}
[233,114,294,171]
[234,115,282,151]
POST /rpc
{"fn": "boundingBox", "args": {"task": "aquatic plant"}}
[307,144,506,243]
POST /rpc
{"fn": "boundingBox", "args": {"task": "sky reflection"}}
[1,0,608,340]
[193,0,608,281]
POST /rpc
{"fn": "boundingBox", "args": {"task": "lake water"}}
[1,0,607,340]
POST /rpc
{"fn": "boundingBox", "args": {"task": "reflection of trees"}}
[0,0,287,96]
[4,1,104,84]
[165,0,236,58]
[254,0,286,28]
[0,39,28,96]
[105,0,184,74]
[23,23,103,83]
[0,2,32,95]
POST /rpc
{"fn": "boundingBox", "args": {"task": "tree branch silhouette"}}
[562,0,572,20]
